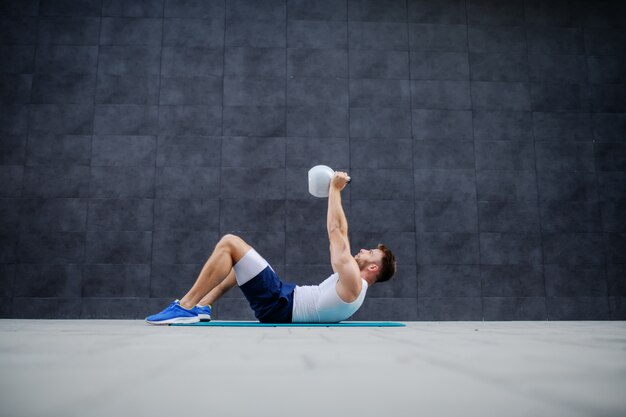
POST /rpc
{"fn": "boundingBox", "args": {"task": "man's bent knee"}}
[217,234,251,262]
[218,234,243,248]
[219,233,237,244]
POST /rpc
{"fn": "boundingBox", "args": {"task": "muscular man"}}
[145,172,397,324]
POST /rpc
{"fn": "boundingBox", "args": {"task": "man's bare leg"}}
[179,234,251,309]
[197,269,237,306]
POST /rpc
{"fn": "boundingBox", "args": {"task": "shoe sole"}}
[198,314,211,321]
[145,316,200,325]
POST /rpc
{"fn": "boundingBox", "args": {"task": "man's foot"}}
[193,304,212,321]
[145,300,200,325]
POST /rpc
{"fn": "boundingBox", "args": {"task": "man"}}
[146,171,397,324]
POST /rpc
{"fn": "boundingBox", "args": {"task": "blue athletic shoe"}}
[193,304,211,321]
[145,300,200,325]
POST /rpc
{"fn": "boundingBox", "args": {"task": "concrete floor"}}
[0,321,625,417]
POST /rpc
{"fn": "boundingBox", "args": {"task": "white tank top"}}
[291,273,368,323]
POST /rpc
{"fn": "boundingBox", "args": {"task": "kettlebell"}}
[308,165,351,198]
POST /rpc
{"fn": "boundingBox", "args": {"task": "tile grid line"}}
[405,0,419,320]
[147,0,167,302]
[216,0,227,319]
[284,0,288,287]
[346,0,351,270]
[78,0,105,316]
[523,0,550,320]
[464,0,485,321]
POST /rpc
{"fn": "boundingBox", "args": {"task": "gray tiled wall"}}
[0,0,625,320]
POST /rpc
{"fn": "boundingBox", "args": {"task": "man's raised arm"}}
[327,172,361,299]
[327,173,350,235]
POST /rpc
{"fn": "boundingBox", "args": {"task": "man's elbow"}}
[328,224,347,236]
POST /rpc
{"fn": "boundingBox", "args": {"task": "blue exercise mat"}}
[171,321,405,327]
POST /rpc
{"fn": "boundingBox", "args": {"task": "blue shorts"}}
[234,249,296,323]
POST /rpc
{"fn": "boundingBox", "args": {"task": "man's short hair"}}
[375,243,396,283]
